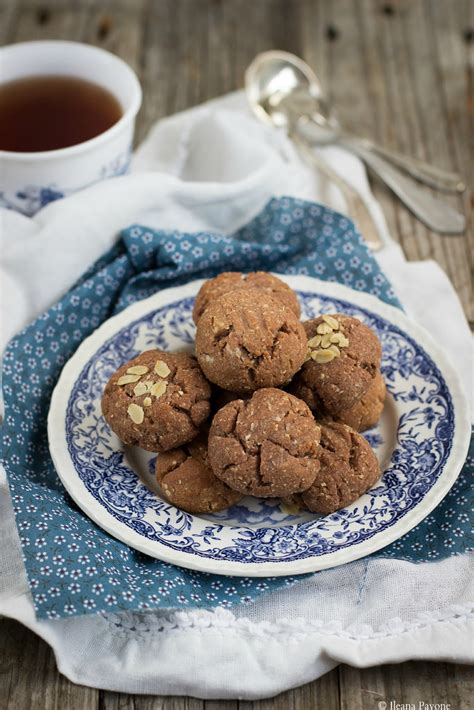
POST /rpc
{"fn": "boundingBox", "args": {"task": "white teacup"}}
[0,41,142,216]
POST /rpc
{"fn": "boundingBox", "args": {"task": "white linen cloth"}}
[1,92,472,699]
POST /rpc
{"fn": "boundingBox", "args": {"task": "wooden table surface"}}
[0,0,472,707]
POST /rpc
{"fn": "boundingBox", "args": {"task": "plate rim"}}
[47,275,471,576]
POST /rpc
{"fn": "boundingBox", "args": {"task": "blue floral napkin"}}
[2,197,472,620]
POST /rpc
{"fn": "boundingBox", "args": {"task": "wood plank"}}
[137,0,180,144]
[81,0,145,145]
[0,618,98,710]
[339,660,474,710]
[136,0,308,147]
[81,0,145,74]
[428,0,474,305]
[205,702,237,710]
[361,0,441,267]
[221,0,306,96]
[353,0,402,251]
[324,0,378,137]
[172,0,209,112]
[315,0,472,322]
[206,0,237,99]
[300,0,331,100]
[399,0,472,319]
[102,689,203,709]
[10,0,92,44]
[0,0,19,45]
[381,2,469,308]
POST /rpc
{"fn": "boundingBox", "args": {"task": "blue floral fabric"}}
[2,197,472,620]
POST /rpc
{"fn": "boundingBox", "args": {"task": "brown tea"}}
[0,75,123,152]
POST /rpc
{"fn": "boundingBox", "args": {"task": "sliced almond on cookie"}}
[307,335,322,348]
[322,314,339,330]
[128,403,144,424]
[330,332,349,348]
[311,348,336,364]
[154,360,171,377]
[127,365,149,375]
[151,381,168,398]
[117,374,141,386]
[316,322,332,335]
[133,382,148,396]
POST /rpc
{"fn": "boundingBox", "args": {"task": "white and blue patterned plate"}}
[48,276,470,576]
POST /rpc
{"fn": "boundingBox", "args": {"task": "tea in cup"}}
[0,41,142,216]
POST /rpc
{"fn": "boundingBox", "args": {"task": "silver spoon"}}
[284,96,384,250]
[283,84,466,194]
[245,54,384,250]
[246,50,465,192]
[245,51,466,235]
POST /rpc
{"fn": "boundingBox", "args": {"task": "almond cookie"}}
[208,388,321,497]
[195,290,307,392]
[192,271,300,323]
[329,370,386,432]
[285,421,380,514]
[156,435,242,513]
[101,350,211,452]
[291,314,382,414]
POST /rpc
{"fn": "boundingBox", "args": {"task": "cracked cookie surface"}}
[208,388,321,497]
[291,314,382,414]
[286,421,380,513]
[327,370,386,432]
[156,434,242,513]
[195,290,307,392]
[101,350,211,452]
[192,271,300,323]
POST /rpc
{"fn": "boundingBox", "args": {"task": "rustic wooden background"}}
[0,0,472,707]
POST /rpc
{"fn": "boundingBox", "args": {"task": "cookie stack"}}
[102,272,384,516]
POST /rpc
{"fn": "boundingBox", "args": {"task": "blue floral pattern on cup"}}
[0,148,131,216]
